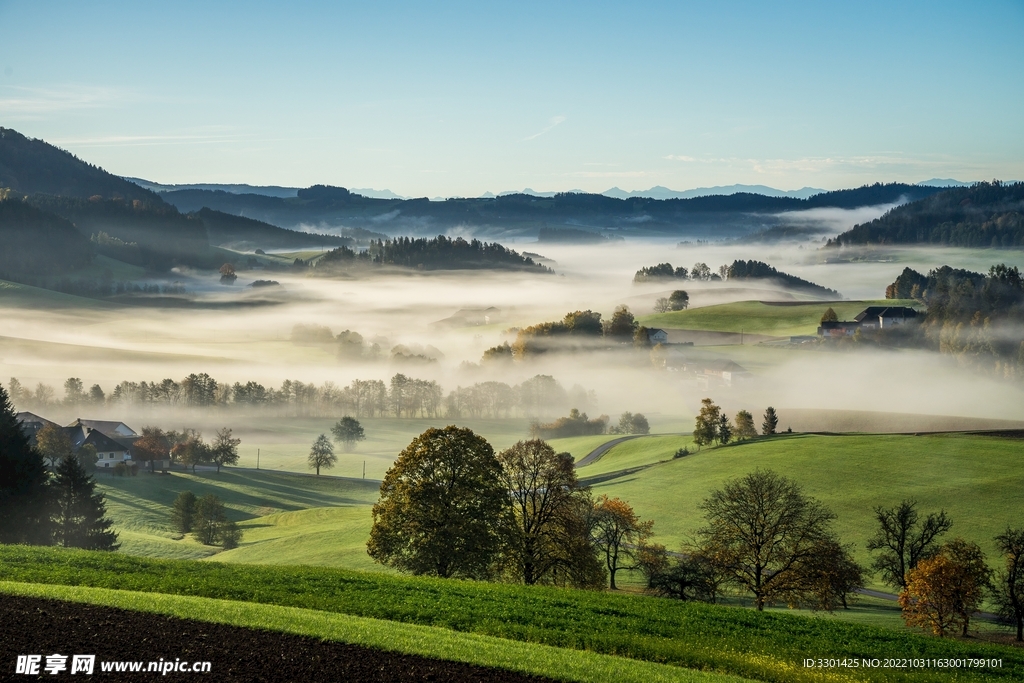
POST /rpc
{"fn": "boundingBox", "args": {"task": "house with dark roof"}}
[15,412,58,446]
[818,306,919,337]
[854,306,919,330]
[66,418,138,438]
[65,423,134,469]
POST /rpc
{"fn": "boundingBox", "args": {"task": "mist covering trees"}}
[9,372,593,423]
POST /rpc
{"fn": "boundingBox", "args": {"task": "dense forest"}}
[0,198,94,279]
[883,263,1024,377]
[726,260,840,298]
[316,235,552,272]
[0,128,160,202]
[26,194,209,268]
[828,182,1024,248]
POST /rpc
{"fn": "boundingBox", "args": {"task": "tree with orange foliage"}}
[899,538,991,637]
[132,426,170,473]
[591,495,654,589]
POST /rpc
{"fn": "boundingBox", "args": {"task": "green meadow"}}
[1,547,1020,683]
[586,433,1024,581]
[641,299,919,337]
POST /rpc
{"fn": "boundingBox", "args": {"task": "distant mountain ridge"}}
[602,184,826,200]
[126,177,406,200]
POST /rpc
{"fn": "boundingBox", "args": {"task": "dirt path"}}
[0,594,555,682]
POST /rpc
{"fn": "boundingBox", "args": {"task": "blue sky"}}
[1,0,1022,196]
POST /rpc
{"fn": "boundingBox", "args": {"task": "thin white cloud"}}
[523,115,566,141]
[0,85,124,119]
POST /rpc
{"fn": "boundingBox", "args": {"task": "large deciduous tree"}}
[51,455,118,551]
[307,434,336,475]
[867,499,952,590]
[171,431,208,473]
[368,426,506,579]
[210,428,241,472]
[495,440,602,587]
[604,305,637,341]
[0,384,51,545]
[591,495,654,590]
[734,410,757,440]
[36,424,73,468]
[331,416,366,452]
[669,290,689,311]
[993,527,1024,641]
[693,398,720,449]
[696,469,839,610]
[132,426,170,472]
[899,539,991,637]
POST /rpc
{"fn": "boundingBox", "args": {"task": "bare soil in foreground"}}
[0,594,556,682]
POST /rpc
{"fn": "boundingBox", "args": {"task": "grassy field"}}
[1,546,1019,683]
[0,582,727,683]
[641,299,919,337]
[226,416,534,479]
[97,468,379,564]
[592,433,1024,579]
[577,434,697,476]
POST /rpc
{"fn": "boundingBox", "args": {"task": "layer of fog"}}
[3,239,1024,433]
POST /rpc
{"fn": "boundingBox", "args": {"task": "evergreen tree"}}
[193,494,226,545]
[762,406,779,435]
[51,455,118,550]
[717,413,733,445]
[0,384,52,545]
[171,490,197,534]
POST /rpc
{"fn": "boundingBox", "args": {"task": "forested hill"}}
[828,182,1024,248]
[159,183,945,236]
[726,260,840,298]
[316,235,552,272]
[0,198,94,280]
[195,208,351,250]
[0,128,162,203]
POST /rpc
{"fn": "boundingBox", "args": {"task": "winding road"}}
[574,434,646,468]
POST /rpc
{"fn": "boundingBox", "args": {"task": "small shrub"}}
[674,447,689,459]
[112,462,127,477]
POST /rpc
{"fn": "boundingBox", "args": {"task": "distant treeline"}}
[829,181,1024,248]
[6,373,592,420]
[158,181,946,235]
[633,259,838,297]
[880,263,1024,377]
[314,235,552,272]
[508,307,645,358]
[726,260,840,298]
[634,262,719,282]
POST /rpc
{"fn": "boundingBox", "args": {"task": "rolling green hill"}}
[590,433,1024,578]
[641,299,918,337]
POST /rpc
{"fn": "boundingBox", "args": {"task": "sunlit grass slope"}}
[577,435,697,476]
[642,299,918,337]
[593,433,1024,575]
[216,506,381,572]
[0,582,731,683]
[1,547,1020,683]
